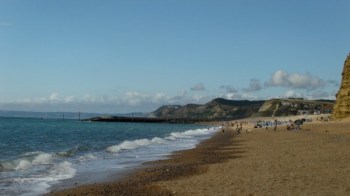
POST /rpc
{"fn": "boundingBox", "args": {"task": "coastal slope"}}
[150,98,334,120]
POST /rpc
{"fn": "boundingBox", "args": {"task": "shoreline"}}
[49,126,235,195]
[50,115,350,195]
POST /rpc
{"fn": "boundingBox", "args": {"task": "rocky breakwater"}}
[333,53,350,118]
[86,116,199,124]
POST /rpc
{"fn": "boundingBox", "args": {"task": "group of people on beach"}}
[221,117,308,134]
[221,121,246,134]
[253,119,305,131]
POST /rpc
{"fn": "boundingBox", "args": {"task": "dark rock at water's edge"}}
[86,116,202,124]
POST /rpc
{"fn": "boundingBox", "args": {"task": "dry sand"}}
[50,116,350,196]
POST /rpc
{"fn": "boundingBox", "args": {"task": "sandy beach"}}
[50,116,350,196]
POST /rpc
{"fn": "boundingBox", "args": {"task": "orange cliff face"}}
[333,53,350,118]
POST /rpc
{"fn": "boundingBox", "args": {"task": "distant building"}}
[322,104,333,114]
[298,110,309,115]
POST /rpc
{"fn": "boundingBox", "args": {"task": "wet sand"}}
[50,117,350,195]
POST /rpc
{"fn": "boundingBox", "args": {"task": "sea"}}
[0,117,219,195]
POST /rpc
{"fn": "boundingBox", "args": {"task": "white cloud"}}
[153,93,169,103]
[224,92,258,100]
[283,90,303,98]
[83,94,97,103]
[306,91,335,100]
[220,85,238,93]
[242,79,262,92]
[122,92,171,106]
[65,96,77,103]
[123,91,142,105]
[190,83,206,91]
[49,93,61,102]
[310,91,329,98]
[0,91,216,113]
[328,79,340,88]
[265,70,326,90]
[267,70,289,86]
[274,89,335,100]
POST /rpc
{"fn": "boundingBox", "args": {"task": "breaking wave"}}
[106,137,166,153]
[106,127,218,154]
[166,127,215,140]
[0,153,76,195]
[0,152,53,171]
[57,145,90,157]
[0,119,219,196]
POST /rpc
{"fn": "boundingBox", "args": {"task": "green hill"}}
[149,98,334,121]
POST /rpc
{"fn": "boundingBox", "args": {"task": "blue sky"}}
[0,0,349,113]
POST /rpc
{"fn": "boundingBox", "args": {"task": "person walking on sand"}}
[236,124,240,134]
[221,123,225,133]
[274,119,277,131]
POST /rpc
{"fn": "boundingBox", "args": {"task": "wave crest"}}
[106,137,166,153]
[57,145,90,157]
[48,161,76,180]
[0,152,54,171]
[106,127,218,154]
[166,128,216,140]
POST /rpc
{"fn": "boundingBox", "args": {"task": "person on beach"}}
[236,124,240,134]
[274,119,277,131]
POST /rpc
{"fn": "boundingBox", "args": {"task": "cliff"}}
[255,99,334,117]
[87,98,334,123]
[149,98,334,121]
[333,53,350,118]
[149,98,264,120]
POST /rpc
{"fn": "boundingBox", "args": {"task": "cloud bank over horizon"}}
[0,69,339,113]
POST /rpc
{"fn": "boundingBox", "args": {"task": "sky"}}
[0,0,349,113]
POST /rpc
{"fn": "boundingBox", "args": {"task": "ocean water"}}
[0,117,219,195]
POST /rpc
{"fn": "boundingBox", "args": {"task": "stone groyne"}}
[86,116,201,124]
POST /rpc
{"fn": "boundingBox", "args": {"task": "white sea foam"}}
[48,161,76,181]
[26,182,51,196]
[78,153,97,162]
[0,152,54,171]
[166,128,216,140]
[10,161,76,196]
[14,159,32,170]
[32,153,53,165]
[1,152,54,171]
[106,128,218,154]
[22,151,43,156]
[106,137,166,153]
[57,145,87,157]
